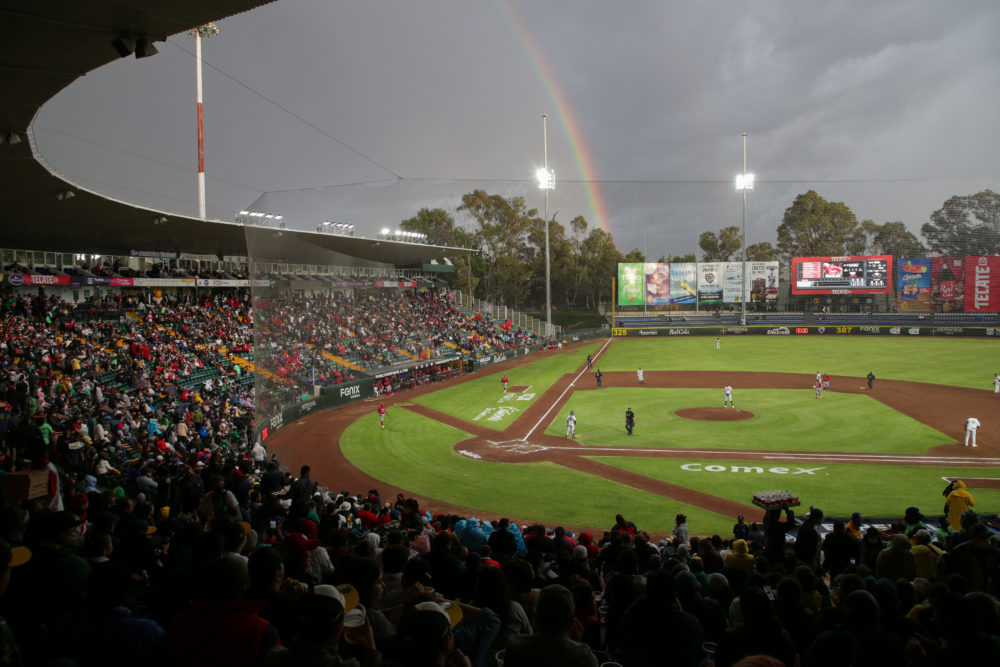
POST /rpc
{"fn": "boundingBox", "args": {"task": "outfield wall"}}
[612,325,1000,338]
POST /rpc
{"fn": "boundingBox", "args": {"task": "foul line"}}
[522,337,613,441]
[499,441,1000,466]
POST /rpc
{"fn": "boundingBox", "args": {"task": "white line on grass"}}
[522,337,614,441]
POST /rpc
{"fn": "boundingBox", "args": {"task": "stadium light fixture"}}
[735,132,752,326]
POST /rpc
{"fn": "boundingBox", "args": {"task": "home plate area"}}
[488,439,549,454]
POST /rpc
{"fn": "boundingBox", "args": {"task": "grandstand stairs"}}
[318,349,366,373]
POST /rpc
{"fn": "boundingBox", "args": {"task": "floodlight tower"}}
[536,114,555,338]
[735,133,754,326]
[189,23,220,220]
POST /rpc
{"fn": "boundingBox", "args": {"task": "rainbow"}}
[493,0,612,236]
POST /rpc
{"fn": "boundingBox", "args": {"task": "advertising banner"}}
[722,262,744,303]
[644,263,671,306]
[965,255,1000,312]
[896,258,932,311]
[749,262,779,302]
[7,273,72,286]
[929,257,965,312]
[197,279,249,287]
[697,263,723,306]
[669,263,697,305]
[617,263,644,306]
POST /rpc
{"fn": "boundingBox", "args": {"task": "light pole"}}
[735,133,754,326]
[536,114,555,338]
[189,23,220,220]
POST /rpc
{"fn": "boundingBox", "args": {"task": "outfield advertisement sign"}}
[749,262,780,302]
[612,325,998,338]
[644,263,671,306]
[895,255,1000,313]
[617,262,781,307]
[697,263,723,306]
[617,263,644,306]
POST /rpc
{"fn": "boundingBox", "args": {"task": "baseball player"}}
[587,354,593,369]
[965,417,981,447]
[723,383,734,408]
[716,337,721,350]
[814,378,822,399]
[501,374,509,392]
[566,410,577,439]
[816,371,822,385]
[866,371,875,390]
[993,373,999,395]
[595,369,603,389]
[377,402,387,429]
[822,373,831,392]
[637,367,644,385]
[625,407,636,435]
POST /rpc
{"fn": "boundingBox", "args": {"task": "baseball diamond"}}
[265,336,1000,538]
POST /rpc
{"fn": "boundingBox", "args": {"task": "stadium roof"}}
[0,0,474,266]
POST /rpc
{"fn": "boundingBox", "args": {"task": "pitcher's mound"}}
[675,407,755,421]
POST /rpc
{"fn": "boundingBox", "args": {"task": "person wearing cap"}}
[625,406,635,436]
[506,584,598,667]
[266,583,377,667]
[565,410,576,439]
[844,512,864,541]
[394,598,470,666]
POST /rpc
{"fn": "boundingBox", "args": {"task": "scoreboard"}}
[791,255,893,295]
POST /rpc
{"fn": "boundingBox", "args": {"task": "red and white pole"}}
[189,23,218,221]
[195,29,206,220]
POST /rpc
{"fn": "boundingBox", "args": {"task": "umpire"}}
[625,407,636,435]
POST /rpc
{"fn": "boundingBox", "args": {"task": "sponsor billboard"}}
[896,258,932,311]
[964,256,1000,312]
[722,262,744,303]
[617,263,644,306]
[697,263,723,306]
[929,256,965,312]
[791,255,892,295]
[669,263,697,304]
[749,262,780,301]
[644,263,671,305]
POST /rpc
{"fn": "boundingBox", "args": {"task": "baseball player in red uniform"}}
[377,402,387,429]
[501,375,509,392]
[814,378,822,399]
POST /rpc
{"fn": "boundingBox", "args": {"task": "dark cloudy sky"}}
[32,0,1000,260]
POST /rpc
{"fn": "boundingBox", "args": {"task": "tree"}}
[745,242,777,261]
[658,253,696,263]
[776,191,860,262]
[849,220,927,257]
[921,189,1000,256]
[400,208,460,247]
[698,226,743,261]
[578,228,623,310]
[458,190,535,306]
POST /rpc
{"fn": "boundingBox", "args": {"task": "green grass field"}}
[340,336,998,535]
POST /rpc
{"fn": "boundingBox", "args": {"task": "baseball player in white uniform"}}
[723,384,734,408]
[994,373,999,395]
[566,410,577,439]
[965,417,980,447]
[637,367,644,385]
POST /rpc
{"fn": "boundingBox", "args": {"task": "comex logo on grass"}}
[680,463,824,475]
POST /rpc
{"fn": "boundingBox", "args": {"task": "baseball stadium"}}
[2,2,999,666]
